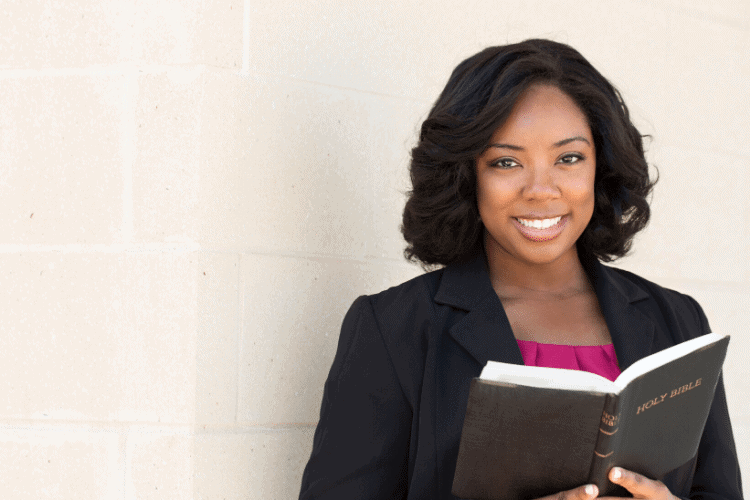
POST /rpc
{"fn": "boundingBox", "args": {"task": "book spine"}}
[588,393,623,494]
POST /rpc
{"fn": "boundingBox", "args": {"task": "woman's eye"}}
[492,158,519,169]
[559,154,584,164]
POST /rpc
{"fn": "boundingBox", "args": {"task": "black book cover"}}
[452,334,729,500]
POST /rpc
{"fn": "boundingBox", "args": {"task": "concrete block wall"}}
[0,0,747,497]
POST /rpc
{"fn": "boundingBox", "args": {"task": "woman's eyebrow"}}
[553,136,591,148]
[487,136,591,151]
[487,142,524,151]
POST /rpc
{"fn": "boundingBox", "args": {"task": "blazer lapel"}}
[586,258,656,370]
[435,255,524,366]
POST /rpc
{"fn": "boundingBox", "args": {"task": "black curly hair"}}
[401,39,655,266]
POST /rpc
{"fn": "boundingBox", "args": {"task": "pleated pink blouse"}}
[516,340,621,382]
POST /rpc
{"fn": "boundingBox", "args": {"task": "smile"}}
[515,216,562,229]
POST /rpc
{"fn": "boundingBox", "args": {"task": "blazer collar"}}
[435,253,655,371]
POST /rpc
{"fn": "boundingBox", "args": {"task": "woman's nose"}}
[523,165,560,200]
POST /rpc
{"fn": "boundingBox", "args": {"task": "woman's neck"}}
[485,245,592,299]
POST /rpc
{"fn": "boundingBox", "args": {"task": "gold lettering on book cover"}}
[670,377,701,398]
[636,392,668,415]
[636,378,702,415]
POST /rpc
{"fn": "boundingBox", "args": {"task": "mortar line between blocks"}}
[0,243,203,253]
[0,65,216,78]
[0,421,194,432]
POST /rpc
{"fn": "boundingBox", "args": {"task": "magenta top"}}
[516,340,621,382]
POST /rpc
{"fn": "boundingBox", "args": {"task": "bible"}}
[452,332,730,500]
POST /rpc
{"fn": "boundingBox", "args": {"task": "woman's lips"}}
[513,215,568,241]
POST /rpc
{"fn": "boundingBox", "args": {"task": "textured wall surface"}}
[1,0,748,498]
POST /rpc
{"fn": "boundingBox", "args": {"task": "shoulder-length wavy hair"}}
[401,39,655,267]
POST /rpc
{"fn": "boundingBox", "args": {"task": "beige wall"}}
[1,0,748,498]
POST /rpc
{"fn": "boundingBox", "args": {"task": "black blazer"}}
[299,255,743,499]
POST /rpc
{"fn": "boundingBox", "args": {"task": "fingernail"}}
[611,468,621,481]
[585,484,597,496]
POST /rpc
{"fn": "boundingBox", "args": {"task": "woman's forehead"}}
[490,84,593,147]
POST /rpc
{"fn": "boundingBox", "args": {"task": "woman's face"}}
[475,83,596,268]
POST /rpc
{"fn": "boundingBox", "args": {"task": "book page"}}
[480,362,615,393]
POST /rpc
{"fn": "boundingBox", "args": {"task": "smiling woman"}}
[476,84,596,266]
[299,39,743,500]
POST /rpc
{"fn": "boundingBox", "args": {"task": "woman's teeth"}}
[516,216,562,229]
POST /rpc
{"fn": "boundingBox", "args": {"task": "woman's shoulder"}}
[366,266,445,311]
[603,265,704,309]
[346,267,448,351]
[333,268,451,403]
[347,262,476,346]
[601,264,711,339]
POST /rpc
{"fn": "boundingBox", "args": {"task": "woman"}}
[298,39,742,500]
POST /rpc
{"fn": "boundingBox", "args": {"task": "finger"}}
[544,484,598,500]
[609,467,671,499]
[577,484,598,500]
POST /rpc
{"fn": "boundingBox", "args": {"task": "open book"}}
[452,333,730,500]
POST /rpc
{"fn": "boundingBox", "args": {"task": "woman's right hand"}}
[534,484,599,500]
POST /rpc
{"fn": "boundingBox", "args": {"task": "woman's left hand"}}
[598,467,678,500]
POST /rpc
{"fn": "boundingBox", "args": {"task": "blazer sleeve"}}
[683,296,743,500]
[299,295,411,499]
